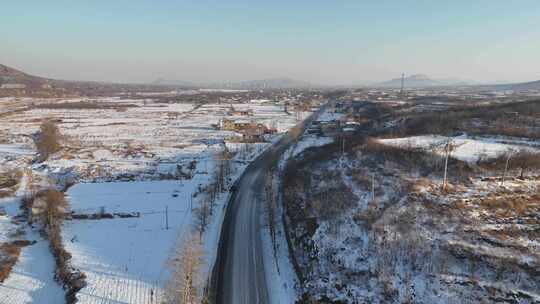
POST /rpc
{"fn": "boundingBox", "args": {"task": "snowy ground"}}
[261,123,335,304]
[0,144,34,157]
[0,96,313,303]
[63,142,273,303]
[288,135,333,158]
[379,134,540,163]
[0,234,65,304]
[282,130,540,303]
[261,176,300,304]
[63,180,193,303]
[0,97,307,182]
[315,110,344,122]
[0,195,65,304]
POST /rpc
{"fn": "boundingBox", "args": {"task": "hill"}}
[0,64,49,87]
[491,79,540,91]
[0,64,177,97]
[151,78,195,87]
[376,74,474,88]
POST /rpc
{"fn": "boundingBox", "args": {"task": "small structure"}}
[219,118,258,131]
[219,118,237,131]
[229,106,253,116]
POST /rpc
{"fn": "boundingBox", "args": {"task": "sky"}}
[1,0,540,85]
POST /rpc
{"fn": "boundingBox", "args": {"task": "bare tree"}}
[194,199,210,241]
[35,189,68,228]
[36,120,62,161]
[500,149,515,186]
[165,233,205,304]
[512,150,540,178]
[214,147,232,194]
[23,168,37,224]
[436,139,463,192]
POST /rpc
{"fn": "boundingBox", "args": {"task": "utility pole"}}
[400,73,405,97]
[371,173,375,202]
[165,205,169,230]
[501,151,513,187]
[442,140,451,192]
[340,137,346,169]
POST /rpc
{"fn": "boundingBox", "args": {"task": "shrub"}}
[310,181,356,220]
[480,149,540,178]
[36,120,62,161]
[37,189,69,228]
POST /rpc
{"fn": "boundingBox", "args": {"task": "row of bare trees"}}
[30,189,87,303]
[194,147,234,240]
[165,235,205,304]
[165,146,235,303]
[264,169,278,261]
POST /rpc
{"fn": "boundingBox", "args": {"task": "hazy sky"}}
[2,0,540,85]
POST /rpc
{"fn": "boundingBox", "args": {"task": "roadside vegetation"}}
[395,99,540,138]
[282,98,540,303]
[164,233,205,304]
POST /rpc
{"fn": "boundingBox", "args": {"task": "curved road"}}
[211,109,322,304]
[211,133,297,304]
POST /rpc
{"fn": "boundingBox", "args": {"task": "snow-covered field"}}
[0,195,65,304]
[0,97,306,181]
[62,142,270,303]
[289,135,333,158]
[0,96,312,303]
[316,110,344,122]
[63,180,194,303]
[379,134,540,163]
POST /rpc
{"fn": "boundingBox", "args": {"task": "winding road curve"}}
[210,106,323,304]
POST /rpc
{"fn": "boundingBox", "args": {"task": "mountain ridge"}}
[376,74,476,88]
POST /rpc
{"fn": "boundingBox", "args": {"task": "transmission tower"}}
[400,73,405,97]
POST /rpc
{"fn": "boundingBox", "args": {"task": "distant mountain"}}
[152,78,195,87]
[0,64,182,97]
[376,74,475,88]
[490,79,540,91]
[0,64,49,87]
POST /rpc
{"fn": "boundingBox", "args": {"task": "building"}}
[229,107,253,116]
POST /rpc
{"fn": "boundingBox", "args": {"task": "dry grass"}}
[476,193,539,220]
[398,99,540,139]
[0,170,22,189]
[0,170,22,198]
[0,240,33,282]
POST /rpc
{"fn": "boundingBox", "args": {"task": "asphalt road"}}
[211,108,322,304]
[220,164,270,303]
[211,130,298,304]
